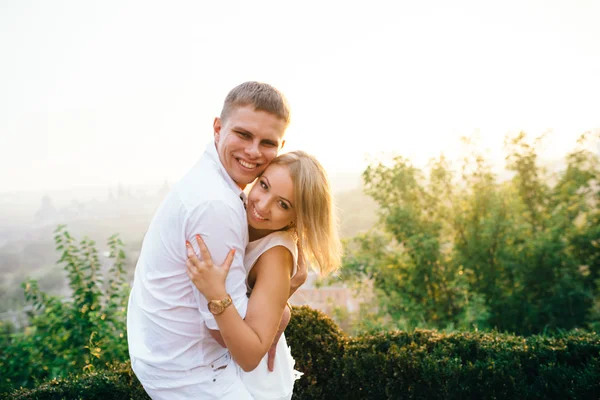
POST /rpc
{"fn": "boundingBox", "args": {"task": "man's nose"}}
[245,142,261,158]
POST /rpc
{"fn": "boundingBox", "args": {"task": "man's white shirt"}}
[127,142,249,374]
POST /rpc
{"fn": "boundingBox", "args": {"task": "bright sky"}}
[1,0,599,193]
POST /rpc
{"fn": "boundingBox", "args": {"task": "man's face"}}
[214,105,286,189]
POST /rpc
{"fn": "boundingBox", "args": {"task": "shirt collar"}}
[204,142,248,205]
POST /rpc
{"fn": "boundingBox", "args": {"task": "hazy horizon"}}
[2,0,600,194]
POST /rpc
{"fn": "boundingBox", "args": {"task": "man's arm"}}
[288,245,308,297]
[265,304,291,370]
[186,201,249,331]
[265,246,308,370]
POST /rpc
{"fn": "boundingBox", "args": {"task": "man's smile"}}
[236,157,258,170]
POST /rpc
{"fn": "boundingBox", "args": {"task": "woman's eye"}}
[260,181,268,189]
[279,201,288,210]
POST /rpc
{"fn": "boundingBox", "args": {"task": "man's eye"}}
[260,181,268,189]
[238,132,250,139]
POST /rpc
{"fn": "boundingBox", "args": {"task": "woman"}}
[186,150,342,400]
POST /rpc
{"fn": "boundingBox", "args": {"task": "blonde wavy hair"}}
[270,151,342,276]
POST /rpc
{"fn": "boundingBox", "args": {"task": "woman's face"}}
[247,163,296,232]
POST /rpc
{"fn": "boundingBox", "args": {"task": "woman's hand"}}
[186,234,235,301]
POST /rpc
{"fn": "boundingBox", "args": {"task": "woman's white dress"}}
[241,231,303,400]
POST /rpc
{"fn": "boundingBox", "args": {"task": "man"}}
[127,82,304,399]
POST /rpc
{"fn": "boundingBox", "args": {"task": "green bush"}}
[0,226,129,395]
[8,307,600,400]
[338,329,600,400]
[8,362,148,400]
[286,306,348,399]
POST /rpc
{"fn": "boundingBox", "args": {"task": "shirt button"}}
[211,364,214,368]
[213,378,216,382]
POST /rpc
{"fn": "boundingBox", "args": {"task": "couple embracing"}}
[126,81,342,399]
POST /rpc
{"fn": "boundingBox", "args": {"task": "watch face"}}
[209,302,223,315]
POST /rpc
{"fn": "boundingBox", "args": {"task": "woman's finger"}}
[186,246,203,270]
[195,234,214,264]
[222,249,235,274]
[186,259,196,273]
[186,241,197,259]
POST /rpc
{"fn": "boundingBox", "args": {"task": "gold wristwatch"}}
[208,294,232,315]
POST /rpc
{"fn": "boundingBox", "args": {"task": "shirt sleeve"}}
[185,200,249,330]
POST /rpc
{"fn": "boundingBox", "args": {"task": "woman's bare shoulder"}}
[253,244,294,277]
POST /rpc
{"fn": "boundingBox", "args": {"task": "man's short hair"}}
[220,81,290,126]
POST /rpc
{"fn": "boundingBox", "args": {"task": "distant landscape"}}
[0,172,378,314]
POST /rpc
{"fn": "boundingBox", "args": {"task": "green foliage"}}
[286,306,347,399]
[8,362,149,400]
[0,226,130,395]
[338,328,600,400]
[9,307,600,400]
[341,132,600,335]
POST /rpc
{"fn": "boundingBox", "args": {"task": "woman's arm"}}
[186,235,292,372]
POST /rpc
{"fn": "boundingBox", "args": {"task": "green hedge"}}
[7,362,148,400]
[7,306,600,399]
[338,330,600,400]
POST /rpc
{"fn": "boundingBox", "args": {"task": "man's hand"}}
[266,304,291,371]
[289,247,308,298]
[208,329,227,348]
[270,247,307,370]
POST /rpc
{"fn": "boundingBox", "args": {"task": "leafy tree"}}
[340,132,600,335]
[0,226,129,394]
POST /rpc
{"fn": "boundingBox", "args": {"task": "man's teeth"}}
[253,206,266,220]
[238,159,257,169]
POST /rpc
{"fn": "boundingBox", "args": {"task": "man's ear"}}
[213,117,222,143]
